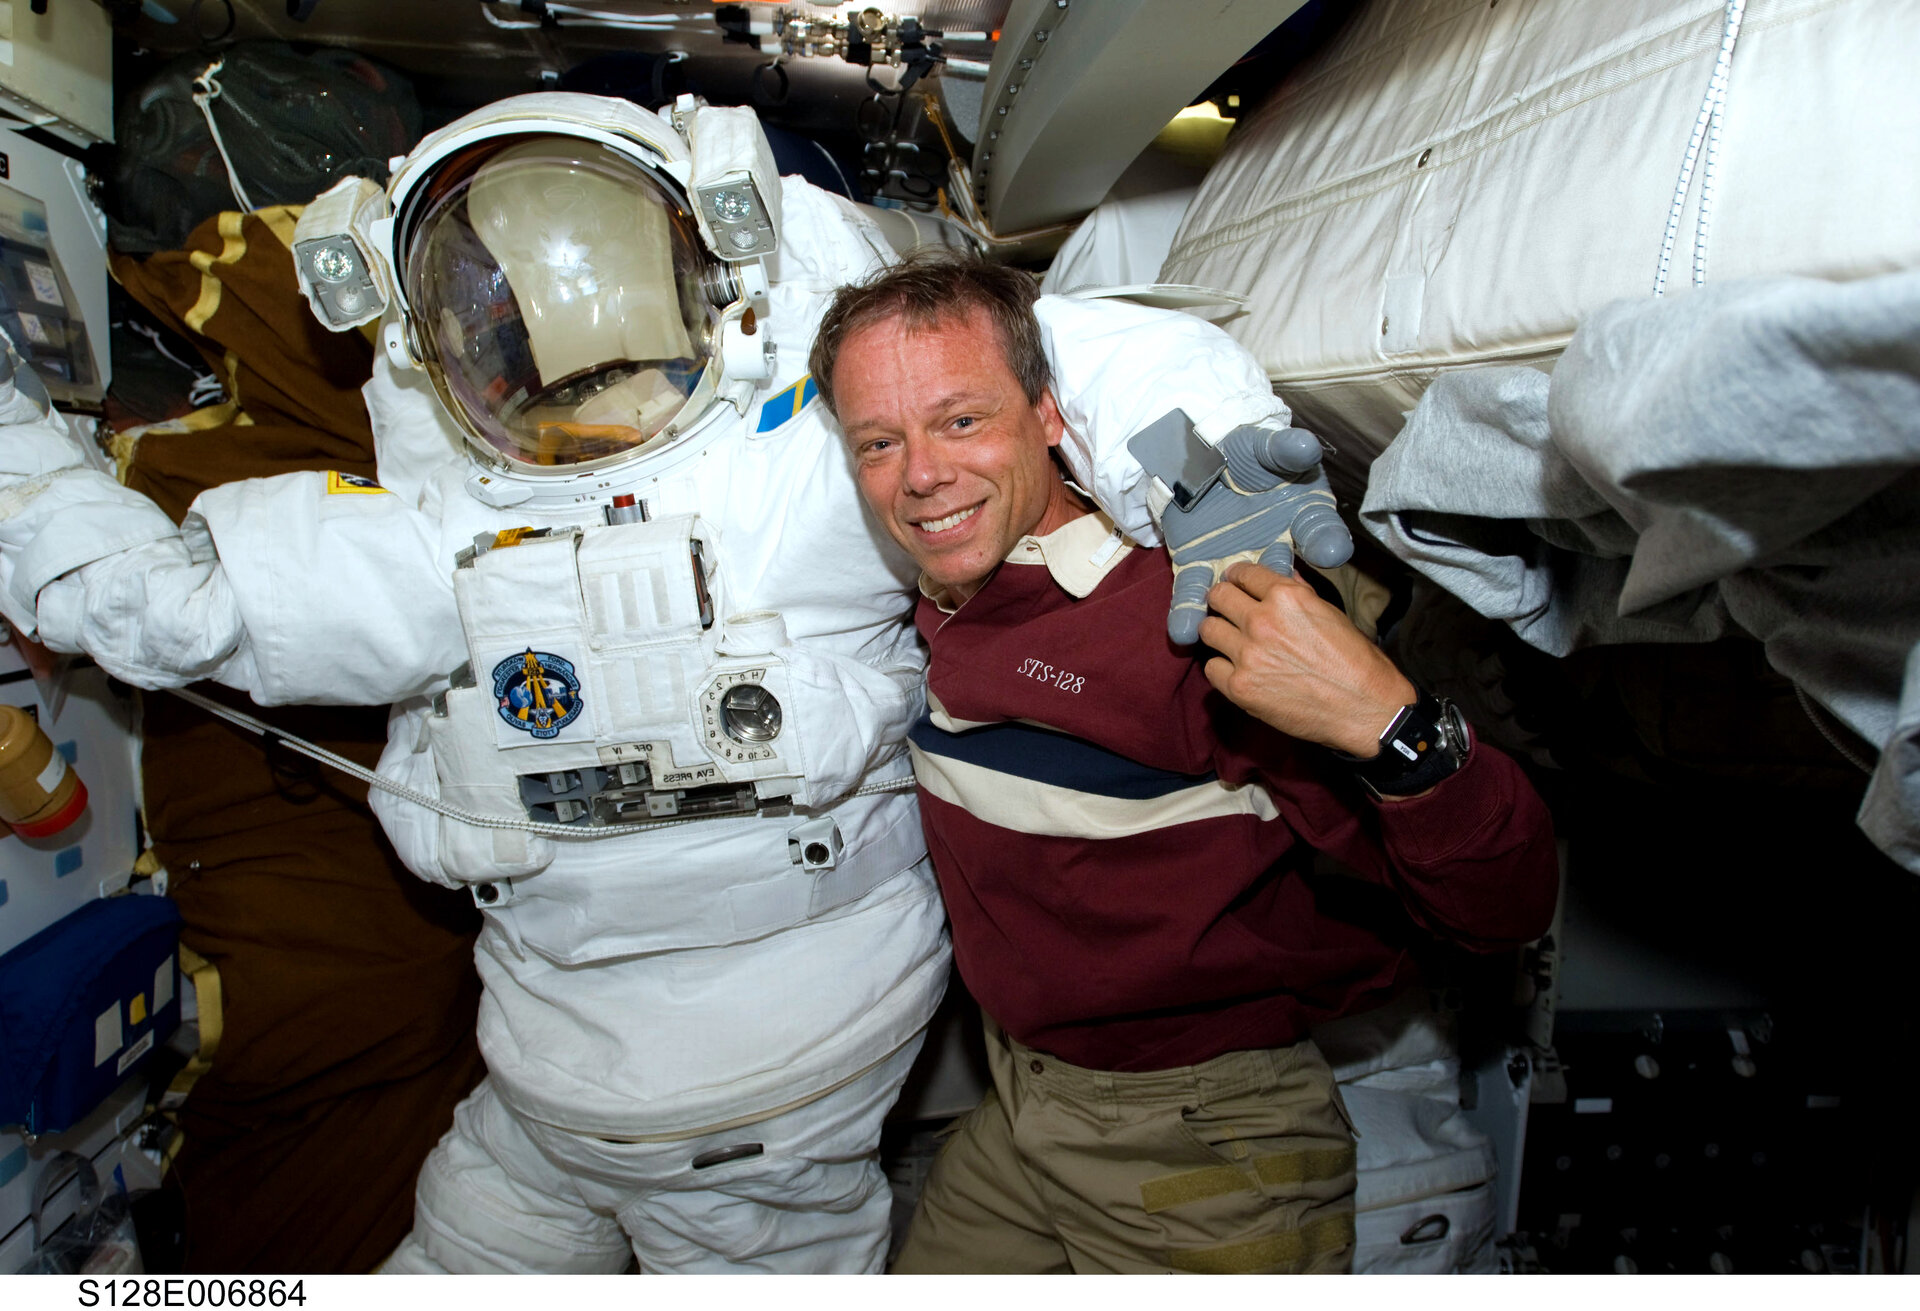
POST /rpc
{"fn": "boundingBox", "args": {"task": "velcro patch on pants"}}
[1140,1147,1353,1213]
[1167,1210,1356,1274]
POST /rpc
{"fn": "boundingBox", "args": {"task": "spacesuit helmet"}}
[403,133,718,471]
[293,93,782,478]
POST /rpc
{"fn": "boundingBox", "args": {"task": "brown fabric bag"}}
[112,208,484,1273]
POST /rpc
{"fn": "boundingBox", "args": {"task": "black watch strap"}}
[1337,689,1472,799]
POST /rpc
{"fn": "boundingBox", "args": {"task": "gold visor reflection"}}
[533,422,649,465]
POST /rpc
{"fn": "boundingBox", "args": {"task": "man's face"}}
[834,306,1072,600]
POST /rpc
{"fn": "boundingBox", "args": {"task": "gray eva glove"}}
[1160,424,1354,645]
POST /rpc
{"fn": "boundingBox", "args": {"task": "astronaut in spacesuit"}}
[0,93,1349,1273]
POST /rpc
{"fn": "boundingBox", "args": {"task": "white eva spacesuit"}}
[0,94,1312,1272]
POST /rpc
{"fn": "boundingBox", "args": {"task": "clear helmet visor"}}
[402,136,720,471]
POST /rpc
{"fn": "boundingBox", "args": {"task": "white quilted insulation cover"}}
[1161,0,1920,472]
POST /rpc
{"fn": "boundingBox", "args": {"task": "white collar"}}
[918,508,1133,613]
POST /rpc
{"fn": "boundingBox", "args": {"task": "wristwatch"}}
[1339,689,1472,799]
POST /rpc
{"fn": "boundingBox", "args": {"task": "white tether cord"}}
[191,59,259,214]
[166,686,915,840]
[1653,0,1748,297]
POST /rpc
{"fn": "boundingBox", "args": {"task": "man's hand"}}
[1198,562,1415,757]
[1161,424,1354,645]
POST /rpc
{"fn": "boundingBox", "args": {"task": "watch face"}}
[1349,692,1469,797]
[1391,697,1447,762]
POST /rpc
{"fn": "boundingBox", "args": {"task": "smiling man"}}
[819,270,1083,602]
[810,254,1558,1275]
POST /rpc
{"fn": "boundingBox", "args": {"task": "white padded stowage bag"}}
[1161,0,1920,484]
[1318,992,1501,1274]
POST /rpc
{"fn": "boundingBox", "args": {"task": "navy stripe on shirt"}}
[909,716,1217,801]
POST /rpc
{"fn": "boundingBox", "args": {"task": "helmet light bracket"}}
[680,96,784,269]
[291,176,394,332]
[695,176,777,261]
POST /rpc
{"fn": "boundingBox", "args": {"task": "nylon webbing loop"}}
[158,946,223,1115]
[146,945,224,1169]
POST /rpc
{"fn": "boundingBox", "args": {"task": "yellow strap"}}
[1168,1210,1356,1274]
[187,211,249,277]
[172,944,224,1079]
[255,203,304,252]
[1140,1147,1353,1214]
[185,211,251,334]
[110,399,249,483]
[108,429,141,484]
[144,945,223,1172]
[145,398,245,435]
[158,1124,187,1169]
[223,349,246,416]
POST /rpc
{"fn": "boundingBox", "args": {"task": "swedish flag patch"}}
[754,375,819,434]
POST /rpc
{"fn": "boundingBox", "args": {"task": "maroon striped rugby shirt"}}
[908,512,1558,1072]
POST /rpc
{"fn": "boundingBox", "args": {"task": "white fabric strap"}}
[726,799,928,936]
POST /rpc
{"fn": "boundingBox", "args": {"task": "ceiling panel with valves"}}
[118,3,1010,213]
[119,4,1006,104]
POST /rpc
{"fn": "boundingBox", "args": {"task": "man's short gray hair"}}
[809,250,1053,419]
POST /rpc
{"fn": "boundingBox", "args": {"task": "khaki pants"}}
[892,1022,1357,1274]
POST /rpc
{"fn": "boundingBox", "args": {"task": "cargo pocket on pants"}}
[1143,1073,1357,1272]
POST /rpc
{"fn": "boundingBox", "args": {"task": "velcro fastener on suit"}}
[1140,1147,1354,1213]
[1166,1210,1355,1273]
